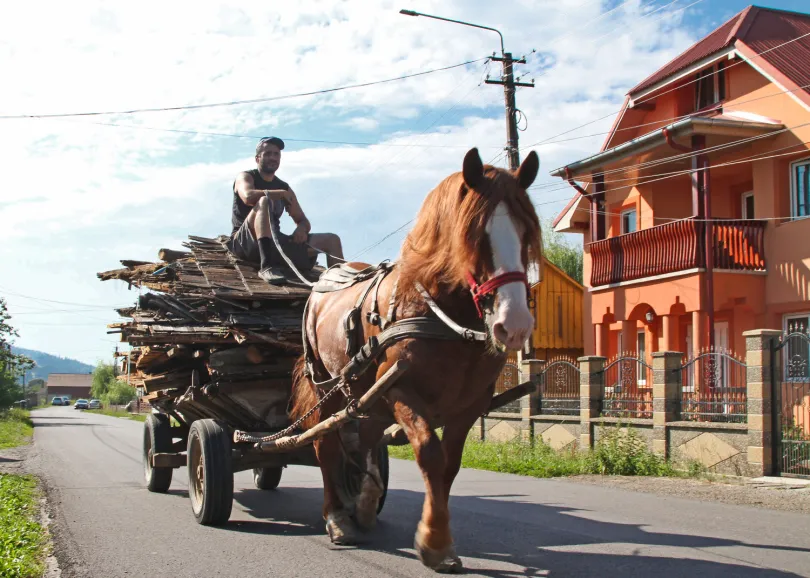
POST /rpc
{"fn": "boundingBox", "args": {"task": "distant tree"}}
[91,362,116,399]
[0,298,34,408]
[102,380,136,406]
[542,218,584,285]
[27,378,46,391]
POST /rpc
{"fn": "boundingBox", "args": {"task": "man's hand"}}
[292,224,308,244]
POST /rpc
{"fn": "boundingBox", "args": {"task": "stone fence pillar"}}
[744,329,782,477]
[579,356,606,449]
[520,359,545,422]
[652,351,682,456]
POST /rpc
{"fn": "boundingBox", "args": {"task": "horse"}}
[290,147,541,572]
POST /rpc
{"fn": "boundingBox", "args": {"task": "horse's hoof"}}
[353,503,378,531]
[415,530,463,573]
[326,511,358,545]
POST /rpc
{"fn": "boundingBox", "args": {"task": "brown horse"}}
[290,147,541,572]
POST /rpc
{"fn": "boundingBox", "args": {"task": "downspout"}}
[662,128,715,351]
[564,167,593,233]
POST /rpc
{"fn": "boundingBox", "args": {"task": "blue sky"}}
[0,0,806,365]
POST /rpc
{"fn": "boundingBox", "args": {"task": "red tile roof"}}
[630,6,810,96]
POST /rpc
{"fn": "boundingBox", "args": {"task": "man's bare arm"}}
[285,189,311,243]
[234,172,290,206]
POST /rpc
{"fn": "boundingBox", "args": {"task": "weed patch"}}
[85,409,146,422]
[0,474,47,578]
[0,409,34,450]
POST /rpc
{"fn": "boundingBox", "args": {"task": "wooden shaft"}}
[257,360,409,453]
[380,378,536,445]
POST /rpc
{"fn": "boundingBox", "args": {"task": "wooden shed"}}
[529,258,584,361]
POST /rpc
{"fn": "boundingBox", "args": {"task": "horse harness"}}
[302,261,527,388]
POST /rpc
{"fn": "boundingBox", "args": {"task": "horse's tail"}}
[289,355,321,430]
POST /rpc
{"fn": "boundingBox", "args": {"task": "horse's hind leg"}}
[387,387,459,573]
[314,432,359,545]
[353,422,386,530]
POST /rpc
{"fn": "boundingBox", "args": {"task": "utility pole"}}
[485,52,534,170]
[399,9,534,170]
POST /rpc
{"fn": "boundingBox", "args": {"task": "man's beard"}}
[260,160,279,173]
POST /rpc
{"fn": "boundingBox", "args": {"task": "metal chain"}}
[235,379,346,444]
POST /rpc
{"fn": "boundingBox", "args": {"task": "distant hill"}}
[12,347,94,383]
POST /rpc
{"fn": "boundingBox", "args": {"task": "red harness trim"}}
[465,271,530,318]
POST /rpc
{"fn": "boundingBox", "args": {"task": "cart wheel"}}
[187,419,233,526]
[144,414,173,493]
[377,444,389,515]
[253,467,283,490]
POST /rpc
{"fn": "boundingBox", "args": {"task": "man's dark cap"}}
[256,136,285,153]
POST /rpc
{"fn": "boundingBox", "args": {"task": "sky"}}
[1,0,807,366]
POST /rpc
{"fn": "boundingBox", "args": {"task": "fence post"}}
[520,359,545,442]
[579,356,606,449]
[652,351,682,457]
[743,329,782,477]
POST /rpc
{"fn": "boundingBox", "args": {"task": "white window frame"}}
[694,62,726,110]
[621,208,637,234]
[741,191,754,220]
[790,156,810,220]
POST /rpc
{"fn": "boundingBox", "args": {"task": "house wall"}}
[580,58,810,356]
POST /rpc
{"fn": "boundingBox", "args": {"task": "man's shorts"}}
[227,221,316,271]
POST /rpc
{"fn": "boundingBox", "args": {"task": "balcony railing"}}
[589,218,766,287]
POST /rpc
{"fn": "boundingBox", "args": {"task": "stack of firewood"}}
[99,235,321,430]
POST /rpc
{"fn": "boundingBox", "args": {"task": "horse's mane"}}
[396,165,542,303]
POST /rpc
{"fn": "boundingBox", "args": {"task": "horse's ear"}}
[462,148,484,189]
[516,150,539,190]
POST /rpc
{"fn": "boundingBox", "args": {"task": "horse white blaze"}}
[485,202,534,350]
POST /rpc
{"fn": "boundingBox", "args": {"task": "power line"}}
[522,29,810,151]
[0,58,487,120]
[0,287,127,309]
[533,139,810,210]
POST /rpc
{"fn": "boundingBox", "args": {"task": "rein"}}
[465,271,530,318]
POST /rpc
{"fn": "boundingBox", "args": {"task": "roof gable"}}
[629,6,810,97]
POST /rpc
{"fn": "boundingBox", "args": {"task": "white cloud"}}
[0,0,705,363]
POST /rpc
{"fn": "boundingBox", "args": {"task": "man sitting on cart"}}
[227,136,345,284]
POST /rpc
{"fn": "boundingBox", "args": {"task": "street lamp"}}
[399,9,505,55]
[399,8,534,170]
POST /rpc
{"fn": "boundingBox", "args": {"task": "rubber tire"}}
[377,444,389,515]
[187,419,234,526]
[253,467,283,490]
[144,413,173,493]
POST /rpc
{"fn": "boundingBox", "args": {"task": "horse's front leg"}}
[314,432,359,545]
[387,387,458,573]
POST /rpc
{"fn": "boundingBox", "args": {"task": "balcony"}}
[589,218,767,287]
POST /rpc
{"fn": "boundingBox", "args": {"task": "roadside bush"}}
[101,381,136,406]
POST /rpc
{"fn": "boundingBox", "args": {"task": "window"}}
[695,62,726,110]
[742,191,754,220]
[637,331,647,386]
[621,209,637,234]
[792,158,810,219]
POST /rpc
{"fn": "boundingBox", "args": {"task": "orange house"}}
[551,6,810,360]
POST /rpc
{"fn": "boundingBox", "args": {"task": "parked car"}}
[88,399,101,410]
[74,399,89,410]
[51,397,65,406]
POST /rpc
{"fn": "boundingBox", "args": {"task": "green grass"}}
[0,474,47,578]
[389,425,702,478]
[85,408,147,422]
[0,409,34,450]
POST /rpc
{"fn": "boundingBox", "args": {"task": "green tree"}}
[102,380,136,405]
[542,218,584,285]
[0,298,34,408]
[91,361,116,399]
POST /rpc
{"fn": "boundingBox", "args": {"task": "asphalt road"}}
[27,406,810,578]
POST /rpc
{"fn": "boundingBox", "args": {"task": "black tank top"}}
[231,169,289,234]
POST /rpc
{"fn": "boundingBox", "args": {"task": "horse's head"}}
[401,147,542,352]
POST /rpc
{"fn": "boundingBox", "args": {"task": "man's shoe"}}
[258,267,287,285]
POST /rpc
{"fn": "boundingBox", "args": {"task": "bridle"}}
[465,270,530,319]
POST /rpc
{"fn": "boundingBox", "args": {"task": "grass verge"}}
[389,425,704,478]
[0,474,48,578]
[0,409,34,450]
[85,409,147,422]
